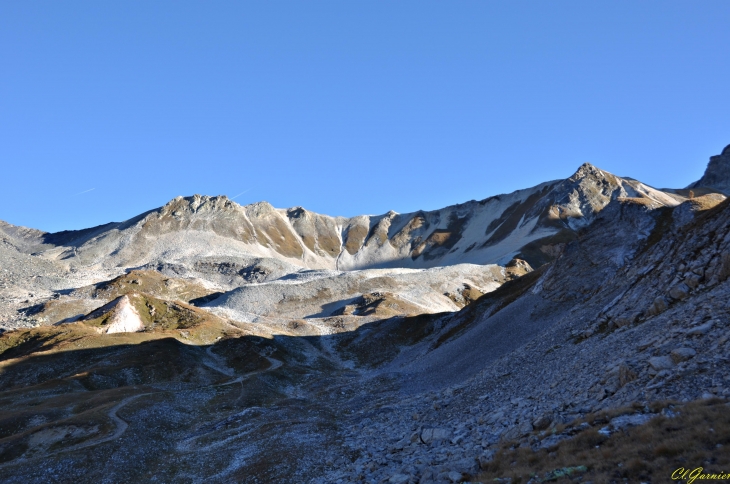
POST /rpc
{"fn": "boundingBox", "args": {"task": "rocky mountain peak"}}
[161,194,236,217]
[286,206,309,219]
[690,144,730,194]
[569,162,608,182]
[244,200,277,218]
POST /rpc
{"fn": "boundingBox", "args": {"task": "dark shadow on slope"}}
[188,292,225,306]
[40,222,120,248]
[0,326,353,482]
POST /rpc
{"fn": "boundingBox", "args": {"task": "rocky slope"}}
[0,145,728,483]
[318,181,730,483]
[205,263,511,323]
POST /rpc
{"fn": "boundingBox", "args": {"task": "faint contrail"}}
[231,189,251,200]
[74,188,96,195]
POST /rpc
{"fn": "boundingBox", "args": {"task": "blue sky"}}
[1,2,729,232]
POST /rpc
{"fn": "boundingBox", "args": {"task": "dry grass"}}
[685,193,727,212]
[80,269,212,302]
[344,224,369,255]
[669,187,725,198]
[615,197,658,207]
[412,212,470,261]
[474,398,730,483]
[77,292,230,341]
[485,185,551,245]
[253,215,304,258]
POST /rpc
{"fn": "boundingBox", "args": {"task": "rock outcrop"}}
[82,295,145,334]
[689,144,730,194]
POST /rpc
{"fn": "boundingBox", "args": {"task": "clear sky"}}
[2,2,729,232]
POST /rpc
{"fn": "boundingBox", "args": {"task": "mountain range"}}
[0,144,729,483]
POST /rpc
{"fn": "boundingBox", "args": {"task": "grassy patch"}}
[79,270,212,303]
[475,398,730,483]
[344,224,369,255]
[484,186,551,245]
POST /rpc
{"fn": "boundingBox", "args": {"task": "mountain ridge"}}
[2,162,691,276]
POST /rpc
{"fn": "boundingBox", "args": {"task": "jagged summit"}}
[161,194,239,216]
[569,162,607,181]
[689,144,730,195]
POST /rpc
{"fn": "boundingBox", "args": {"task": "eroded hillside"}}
[0,146,729,483]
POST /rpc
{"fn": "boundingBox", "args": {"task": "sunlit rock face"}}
[19,163,682,278]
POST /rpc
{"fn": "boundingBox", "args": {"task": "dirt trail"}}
[1,348,287,467]
[71,394,145,451]
[99,354,285,447]
[203,344,235,377]
[0,394,146,468]
[176,356,285,452]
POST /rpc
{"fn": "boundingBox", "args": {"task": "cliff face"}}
[689,144,730,195]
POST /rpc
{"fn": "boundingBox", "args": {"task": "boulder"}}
[532,413,552,430]
[484,410,504,424]
[687,321,715,336]
[420,428,452,444]
[614,312,639,328]
[388,474,411,484]
[446,471,463,483]
[669,283,691,300]
[451,457,479,474]
[647,296,669,316]
[684,273,702,289]
[670,347,697,363]
[648,356,674,371]
[718,252,730,282]
[618,363,638,387]
[501,420,533,441]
